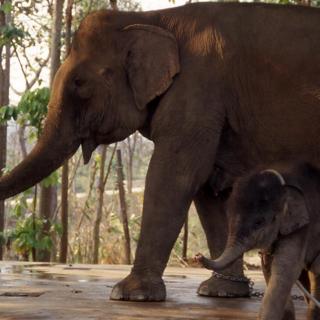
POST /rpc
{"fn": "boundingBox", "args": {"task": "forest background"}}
[0,0,318,266]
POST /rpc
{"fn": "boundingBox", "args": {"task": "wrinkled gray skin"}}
[1,3,320,302]
[197,163,320,320]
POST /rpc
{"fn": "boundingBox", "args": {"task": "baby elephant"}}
[196,162,320,320]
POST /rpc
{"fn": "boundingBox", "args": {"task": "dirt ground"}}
[0,261,308,320]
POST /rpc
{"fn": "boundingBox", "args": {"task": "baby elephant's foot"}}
[197,275,250,298]
[110,272,166,301]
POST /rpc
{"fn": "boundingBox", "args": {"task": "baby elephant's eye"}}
[258,198,269,207]
[254,218,265,228]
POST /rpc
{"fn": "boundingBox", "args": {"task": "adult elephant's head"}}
[0,11,180,200]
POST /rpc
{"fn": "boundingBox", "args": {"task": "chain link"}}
[250,289,304,301]
[249,280,304,301]
[211,270,252,283]
[211,270,305,301]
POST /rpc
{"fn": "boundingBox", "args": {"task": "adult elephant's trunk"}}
[0,107,80,200]
[198,243,246,272]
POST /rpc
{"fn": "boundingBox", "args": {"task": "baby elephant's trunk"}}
[196,245,246,271]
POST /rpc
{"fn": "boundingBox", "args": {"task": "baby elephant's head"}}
[201,168,310,271]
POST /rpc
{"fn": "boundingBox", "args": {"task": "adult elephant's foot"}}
[110,272,166,301]
[197,274,250,297]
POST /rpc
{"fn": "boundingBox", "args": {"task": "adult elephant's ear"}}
[123,24,180,110]
[280,187,310,235]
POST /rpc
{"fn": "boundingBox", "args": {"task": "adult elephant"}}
[1,2,320,301]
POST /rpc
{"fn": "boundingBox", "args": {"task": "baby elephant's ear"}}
[280,187,310,236]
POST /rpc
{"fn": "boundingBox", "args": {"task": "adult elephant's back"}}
[211,3,320,171]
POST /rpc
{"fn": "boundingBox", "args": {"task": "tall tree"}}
[116,149,131,264]
[123,133,138,194]
[59,0,74,264]
[0,0,11,259]
[92,145,117,264]
[110,0,118,10]
[38,0,65,262]
[92,146,107,264]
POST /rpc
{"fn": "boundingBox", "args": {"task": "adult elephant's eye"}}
[74,78,85,87]
[72,77,92,100]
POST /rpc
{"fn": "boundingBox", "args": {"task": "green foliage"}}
[5,193,62,260]
[0,24,26,46]
[16,87,50,132]
[0,87,50,134]
[41,171,59,188]
[10,189,33,219]
[6,215,61,257]
[1,87,59,260]
[0,105,19,122]
[310,0,320,6]
[0,2,27,47]
[0,1,12,14]
[51,222,63,237]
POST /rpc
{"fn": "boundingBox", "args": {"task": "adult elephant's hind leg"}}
[194,186,250,297]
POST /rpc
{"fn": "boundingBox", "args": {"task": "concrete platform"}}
[0,262,308,319]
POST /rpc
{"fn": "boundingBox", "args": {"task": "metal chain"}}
[212,270,304,301]
[249,280,304,301]
[250,288,304,301]
[211,270,252,284]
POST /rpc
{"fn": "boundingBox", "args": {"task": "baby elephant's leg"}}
[283,298,295,320]
[261,252,295,320]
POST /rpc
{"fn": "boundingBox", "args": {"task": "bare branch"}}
[103,143,117,187]
[13,45,29,89]
[10,85,24,96]
[26,54,50,90]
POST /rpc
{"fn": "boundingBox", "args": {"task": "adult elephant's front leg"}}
[110,135,217,301]
[194,187,250,297]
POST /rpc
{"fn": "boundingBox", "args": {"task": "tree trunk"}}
[59,160,68,263]
[0,0,11,260]
[18,126,27,159]
[110,0,118,10]
[93,145,107,264]
[116,149,131,264]
[50,0,64,86]
[38,185,57,261]
[124,133,138,194]
[38,0,65,262]
[65,0,73,56]
[127,152,133,194]
[59,0,74,264]
[92,144,117,264]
